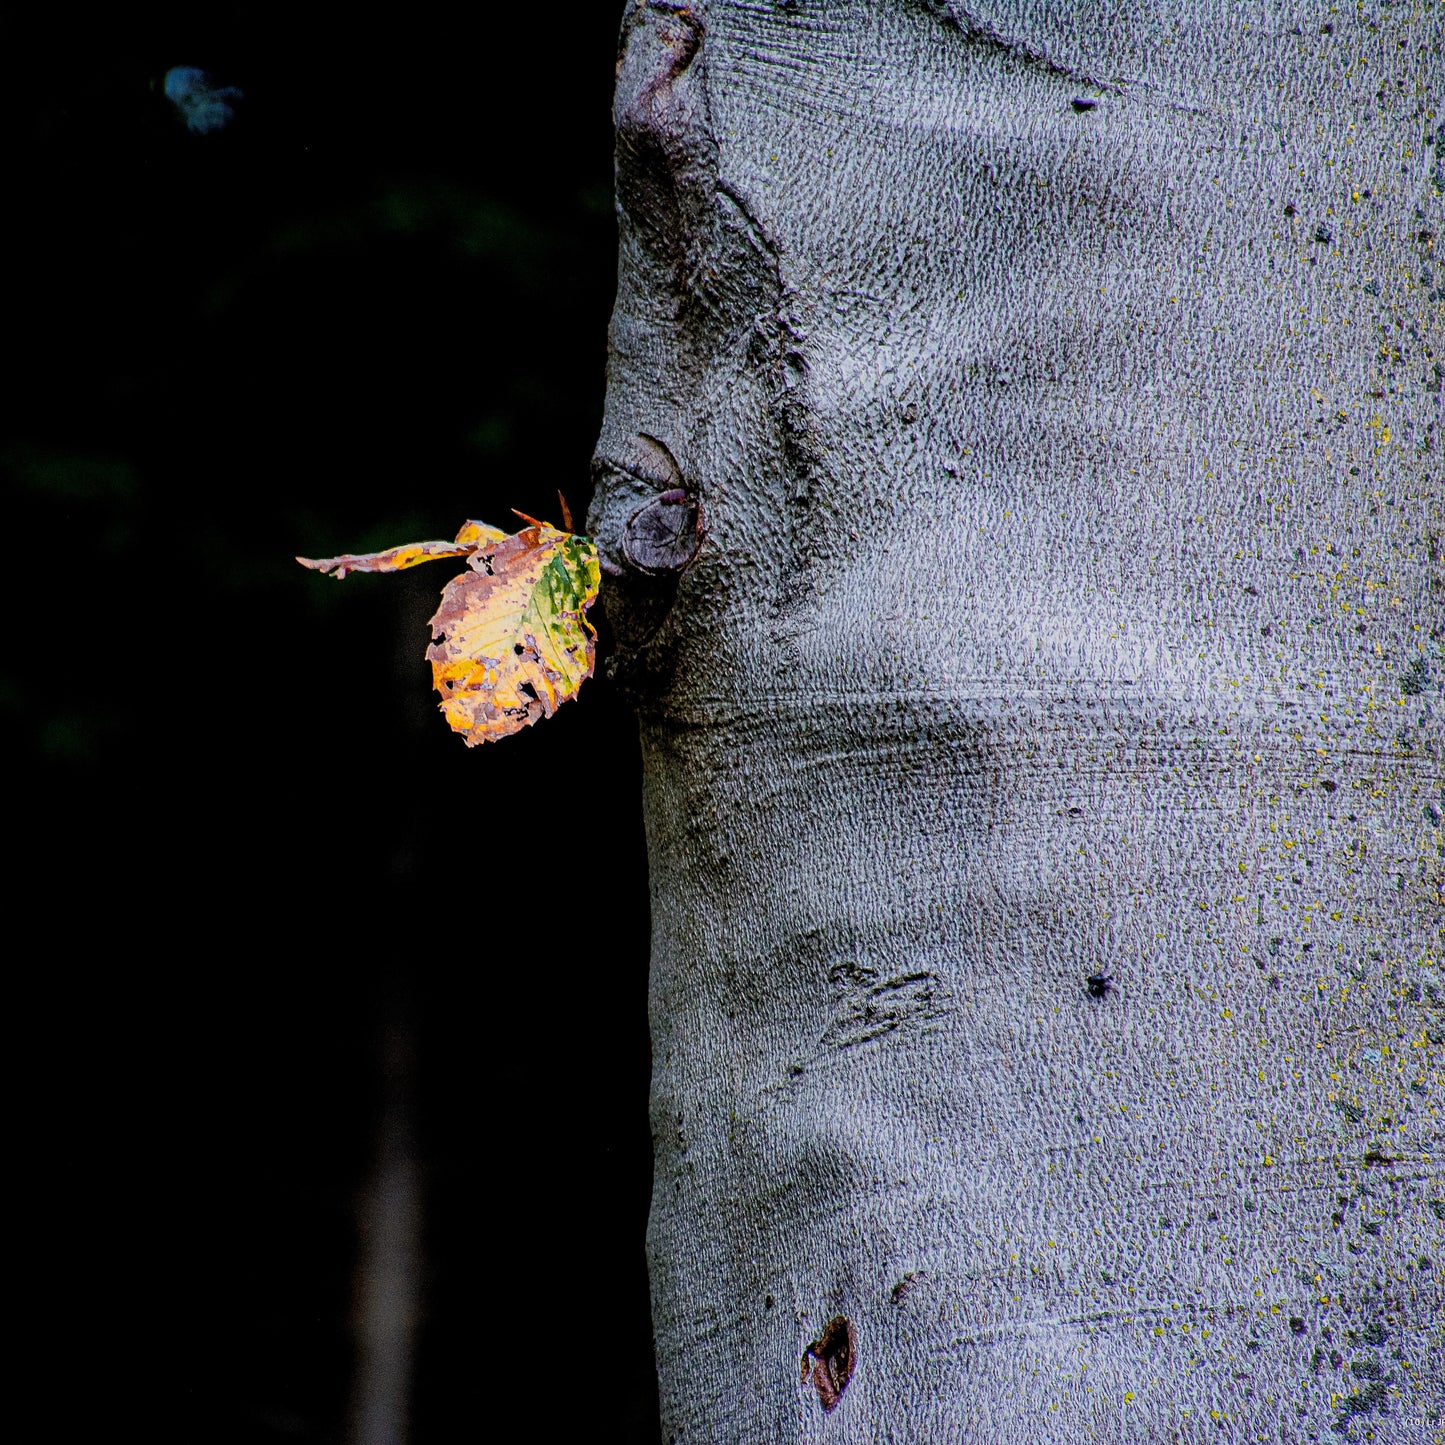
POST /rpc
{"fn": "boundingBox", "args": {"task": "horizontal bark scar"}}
[820,958,950,1053]
[919,0,1123,94]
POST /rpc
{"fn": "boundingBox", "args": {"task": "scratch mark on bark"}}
[820,958,951,1053]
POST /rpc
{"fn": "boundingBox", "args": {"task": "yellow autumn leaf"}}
[298,515,600,744]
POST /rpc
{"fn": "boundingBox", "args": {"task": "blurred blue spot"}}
[164,66,242,134]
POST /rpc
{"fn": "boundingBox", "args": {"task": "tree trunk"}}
[588,3,1442,1439]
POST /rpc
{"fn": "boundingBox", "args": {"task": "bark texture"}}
[588,3,1443,1440]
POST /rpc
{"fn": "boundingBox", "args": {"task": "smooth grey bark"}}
[588,3,1443,1440]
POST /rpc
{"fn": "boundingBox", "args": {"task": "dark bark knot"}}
[587,434,702,664]
[623,487,701,574]
[801,1315,856,1414]
[614,3,709,278]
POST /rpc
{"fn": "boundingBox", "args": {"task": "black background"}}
[6,6,657,1439]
